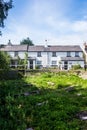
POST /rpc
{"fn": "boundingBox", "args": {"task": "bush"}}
[0,70,23,80]
[35,65,42,69]
[72,64,82,70]
[0,51,10,70]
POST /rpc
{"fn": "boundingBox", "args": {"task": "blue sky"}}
[0,0,87,47]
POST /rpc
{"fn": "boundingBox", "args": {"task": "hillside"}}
[1,71,87,130]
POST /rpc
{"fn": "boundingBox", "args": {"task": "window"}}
[52,52,56,57]
[75,52,79,57]
[37,61,42,65]
[52,61,57,65]
[67,52,71,57]
[14,51,18,57]
[37,52,41,57]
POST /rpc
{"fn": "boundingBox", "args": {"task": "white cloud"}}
[72,20,87,32]
[0,0,87,49]
[1,18,87,47]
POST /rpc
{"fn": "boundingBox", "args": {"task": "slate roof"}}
[0,45,83,52]
[46,45,83,52]
[28,45,83,52]
[28,46,45,52]
[0,45,28,51]
[61,57,84,61]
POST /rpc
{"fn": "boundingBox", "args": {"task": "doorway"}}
[64,61,68,70]
[30,60,33,69]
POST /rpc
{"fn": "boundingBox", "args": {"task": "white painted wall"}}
[28,51,84,69]
[71,52,83,57]
[8,52,14,58]
[7,50,84,70]
[18,52,26,59]
[8,51,26,59]
[61,60,84,70]
[28,52,48,67]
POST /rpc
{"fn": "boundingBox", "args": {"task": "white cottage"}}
[0,44,84,70]
[0,44,28,68]
[28,45,84,70]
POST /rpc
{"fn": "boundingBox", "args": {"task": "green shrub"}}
[72,64,81,70]
[0,51,10,70]
[35,65,42,69]
[1,72,87,129]
[0,70,23,80]
[35,65,40,69]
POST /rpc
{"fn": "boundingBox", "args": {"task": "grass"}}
[1,71,87,130]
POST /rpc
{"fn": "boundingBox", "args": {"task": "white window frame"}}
[67,52,71,57]
[51,60,57,65]
[75,52,79,57]
[14,51,18,57]
[37,52,41,57]
[37,60,42,65]
[52,52,57,57]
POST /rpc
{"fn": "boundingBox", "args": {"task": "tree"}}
[20,37,34,46]
[24,52,28,76]
[0,0,13,35]
[0,51,10,70]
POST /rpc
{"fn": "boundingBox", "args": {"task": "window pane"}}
[52,52,56,57]
[14,51,18,57]
[67,52,71,57]
[37,61,42,65]
[37,52,41,57]
[52,61,57,65]
[75,52,79,57]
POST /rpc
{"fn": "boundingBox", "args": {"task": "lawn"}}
[1,71,87,130]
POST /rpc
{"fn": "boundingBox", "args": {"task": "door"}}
[30,60,33,69]
[64,61,68,70]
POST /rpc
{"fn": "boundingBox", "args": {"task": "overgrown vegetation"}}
[0,51,10,70]
[1,72,87,130]
[0,0,13,35]
[72,64,82,70]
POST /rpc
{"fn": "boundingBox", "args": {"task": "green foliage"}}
[0,70,23,80]
[17,53,28,69]
[1,72,87,129]
[20,37,34,46]
[72,64,82,70]
[35,65,42,69]
[17,56,24,69]
[0,51,10,70]
[24,52,28,69]
[0,0,13,35]
[35,65,40,69]
[24,52,28,65]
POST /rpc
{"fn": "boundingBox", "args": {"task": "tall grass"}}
[1,71,87,130]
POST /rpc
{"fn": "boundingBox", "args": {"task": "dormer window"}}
[37,52,41,57]
[14,51,18,57]
[67,52,71,57]
[75,52,79,57]
[52,52,56,57]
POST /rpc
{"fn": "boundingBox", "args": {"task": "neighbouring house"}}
[0,44,28,68]
[0,44,84,70]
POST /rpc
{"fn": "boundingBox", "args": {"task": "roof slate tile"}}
[0,45,83,52]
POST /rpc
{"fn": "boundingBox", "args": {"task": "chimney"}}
[84,42,87,46]
[8,40,12,45]
[45,39,48,47]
